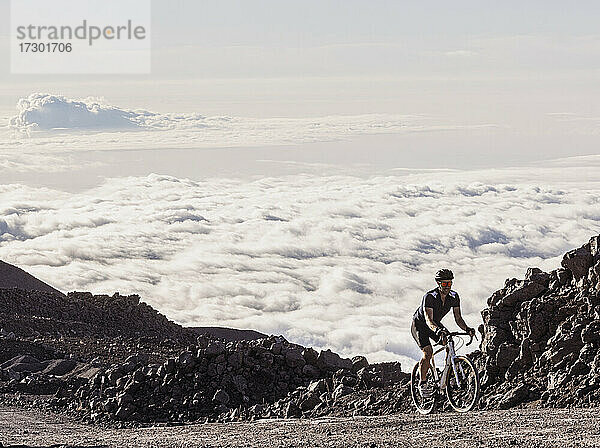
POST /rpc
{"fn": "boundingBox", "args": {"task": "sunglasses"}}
[438,281,452,287]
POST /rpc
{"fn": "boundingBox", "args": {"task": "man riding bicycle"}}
[411,269,475,398]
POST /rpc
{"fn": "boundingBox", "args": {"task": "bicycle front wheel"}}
[445,355,480,412]
[410,361,435,415]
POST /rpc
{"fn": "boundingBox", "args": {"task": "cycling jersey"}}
[412,288,460,328]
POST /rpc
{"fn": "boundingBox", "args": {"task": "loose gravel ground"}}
[1,406,600,447]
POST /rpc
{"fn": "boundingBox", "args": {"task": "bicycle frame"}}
[411,330,479,414]
[428,336,465,390]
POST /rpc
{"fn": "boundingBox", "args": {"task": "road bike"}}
[410,331,480,414]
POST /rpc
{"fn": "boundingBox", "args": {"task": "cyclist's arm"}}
[425,307,442,332]
[452,306,469,332]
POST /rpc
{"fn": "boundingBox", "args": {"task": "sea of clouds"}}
[1,166,599,367]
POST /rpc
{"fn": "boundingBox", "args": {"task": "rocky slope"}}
[56,337,379,424]
[189,327,267,342]
[1,234,599,425]
[0,289,197,366]
[0,289,192,341]
[0,286,408,424]
[476,234,600,409]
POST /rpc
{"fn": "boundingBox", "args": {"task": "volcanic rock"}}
[1,355,44,373]
[478,234,600,409]
[213,389,230,405]
[562,244,594,282]
[351,356,369,373]
[316,349,352,372]
[41,359,77,376]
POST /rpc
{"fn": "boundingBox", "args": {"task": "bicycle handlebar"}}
[437,331,477,347]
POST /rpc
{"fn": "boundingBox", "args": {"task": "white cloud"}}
[0,164,599,367]
[9,94,145,131]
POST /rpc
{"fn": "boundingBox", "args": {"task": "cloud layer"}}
[1,94,496,165]
[1,166,599,367]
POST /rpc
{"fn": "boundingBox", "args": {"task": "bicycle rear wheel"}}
[410,361,435,415]
[445,355,480,412]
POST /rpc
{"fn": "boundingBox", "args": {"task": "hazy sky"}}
[1,1,599,168]
[1,1,599,119]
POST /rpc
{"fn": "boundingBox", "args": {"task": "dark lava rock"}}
[1,355,44,373]
[41,359,77,376]
[351,356,369,373]
[213,389,230,405]
[498,384,530,409]
[478,234,600,409]
[562,244,594,282]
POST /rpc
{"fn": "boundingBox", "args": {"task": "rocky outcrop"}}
[0,352,95,396]
[0,285,407,424]
[477,235,600,409]
[0,289,196,343]
[189,327,267,342]
[249,361,411,421]
[0,338,57,364]
[52,335,363,423]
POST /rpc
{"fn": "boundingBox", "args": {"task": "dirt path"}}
[1,406,600,448]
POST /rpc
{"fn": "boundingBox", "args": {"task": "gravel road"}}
[1,406,599,448]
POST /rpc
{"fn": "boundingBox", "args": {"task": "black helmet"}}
[435,269,454,281]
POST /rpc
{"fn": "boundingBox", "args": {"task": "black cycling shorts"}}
[411,320,440,349]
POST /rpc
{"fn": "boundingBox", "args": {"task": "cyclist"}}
[411,269,475,398]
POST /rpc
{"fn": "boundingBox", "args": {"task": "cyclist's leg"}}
[419,345,433,382]
[411,321,434,383]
